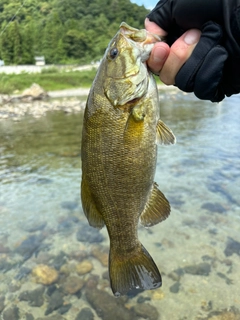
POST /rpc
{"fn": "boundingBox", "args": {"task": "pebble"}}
[176,262,211,276]
[201,306,240,319]
[91,245,109,267]
[51,251,68,270]
[19,286,45,307]
[32,264,58,285]
[224,237,240,257]
[76,223,104,243]
[75,307,94,320]
[15,234,44,261]
[76,260,93,275]
[45,289,64,315]
[169,282,181,293]
[85,288,137,320]
[26,314,34,320]
[2,305,19,320]
[61,275,84,294]
[58,303,72,315]
[201,202,226,214]
[132,303,159,320]
[36,315,65,320]
[21,220,47,232]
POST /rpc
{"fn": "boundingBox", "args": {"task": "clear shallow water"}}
[0,91,240,319]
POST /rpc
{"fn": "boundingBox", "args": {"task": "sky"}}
[130,0,157,10]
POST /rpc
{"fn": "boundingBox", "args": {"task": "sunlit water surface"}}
[0,90,239,320]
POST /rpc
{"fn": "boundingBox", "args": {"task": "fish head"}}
[102,22,160,107]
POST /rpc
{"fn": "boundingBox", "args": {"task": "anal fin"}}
[156,119,176,145]
[81,176,105,229]
[140,182,170,227]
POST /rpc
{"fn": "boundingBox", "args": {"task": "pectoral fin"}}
[140,183,170,227]
[156,119,176,145]
[81,177,105,229]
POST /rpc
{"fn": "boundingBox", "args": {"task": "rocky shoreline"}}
[0,84,88,121]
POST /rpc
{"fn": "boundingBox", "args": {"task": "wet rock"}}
[58,303,72,315]
[15,234,44,260]
[137,296,151,304]
[15,267,31,280]
[26,313,34,320]
[224,237,240,257]
[2,305,19,320]
[61,275,84,294]
[19,286,45,307]
[201,202,226,214]
[169,282,181,293]
[183,262,211,276]
[86,288,137,320]
[0,257,14,272]
[32,264,58,285]
[9,280,21,292]
[132,303,159,320]
[76,260,93,275]
[0,296,5,312]
[45,289,64,315]
[76,223,104,243]
[75,307,94,320]
[46,284,57,296]
[50,251,67,270]
[151,289,165,300]
[91,245,108,267]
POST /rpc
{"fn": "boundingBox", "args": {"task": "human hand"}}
[145,18,201,86]
[146,0,240,102]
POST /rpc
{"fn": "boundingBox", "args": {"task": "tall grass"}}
[0,69,97,94]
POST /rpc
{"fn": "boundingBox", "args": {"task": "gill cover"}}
[103,22,160,106]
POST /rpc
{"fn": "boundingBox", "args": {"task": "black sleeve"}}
[147,0,240,102]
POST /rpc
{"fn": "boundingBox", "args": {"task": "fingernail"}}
[184,29,201,45]
[153,46,168,63]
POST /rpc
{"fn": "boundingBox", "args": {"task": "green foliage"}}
[0,0,149,65]
[0,69,98,94]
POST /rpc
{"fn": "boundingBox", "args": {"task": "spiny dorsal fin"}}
[81,177,105,229]
[156,119,176,145]
[140,182,170,227]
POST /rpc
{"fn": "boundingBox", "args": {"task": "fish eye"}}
[109,47,119,60]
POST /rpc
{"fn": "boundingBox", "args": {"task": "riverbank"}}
[0,85,178,121]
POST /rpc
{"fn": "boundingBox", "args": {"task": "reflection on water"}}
[0,91,240,319]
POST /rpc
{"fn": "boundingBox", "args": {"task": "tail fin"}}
[109,244,162,297]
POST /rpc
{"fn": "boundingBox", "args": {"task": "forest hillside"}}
[0,0,149,65]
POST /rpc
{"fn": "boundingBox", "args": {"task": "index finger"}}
[144,18,168,37]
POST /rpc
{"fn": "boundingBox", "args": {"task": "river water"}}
[0,90,239,319]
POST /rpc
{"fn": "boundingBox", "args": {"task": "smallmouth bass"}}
[81,22,176,296]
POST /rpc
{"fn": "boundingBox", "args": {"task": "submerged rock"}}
[132,303,159,320]
[224,237,240,257]
[201,202,226,214]
[86,288,137,320]
[45,289,64,315]
[19,286,45,307]
[2,305,19,320]
[183,262,211,276]
[76,260,93,275]
[76,223,104,243]
[91,245,108,267]
[15,234,44,261]
[75,307,94,320]
[32,264,58,285]
[61,275,84,294]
